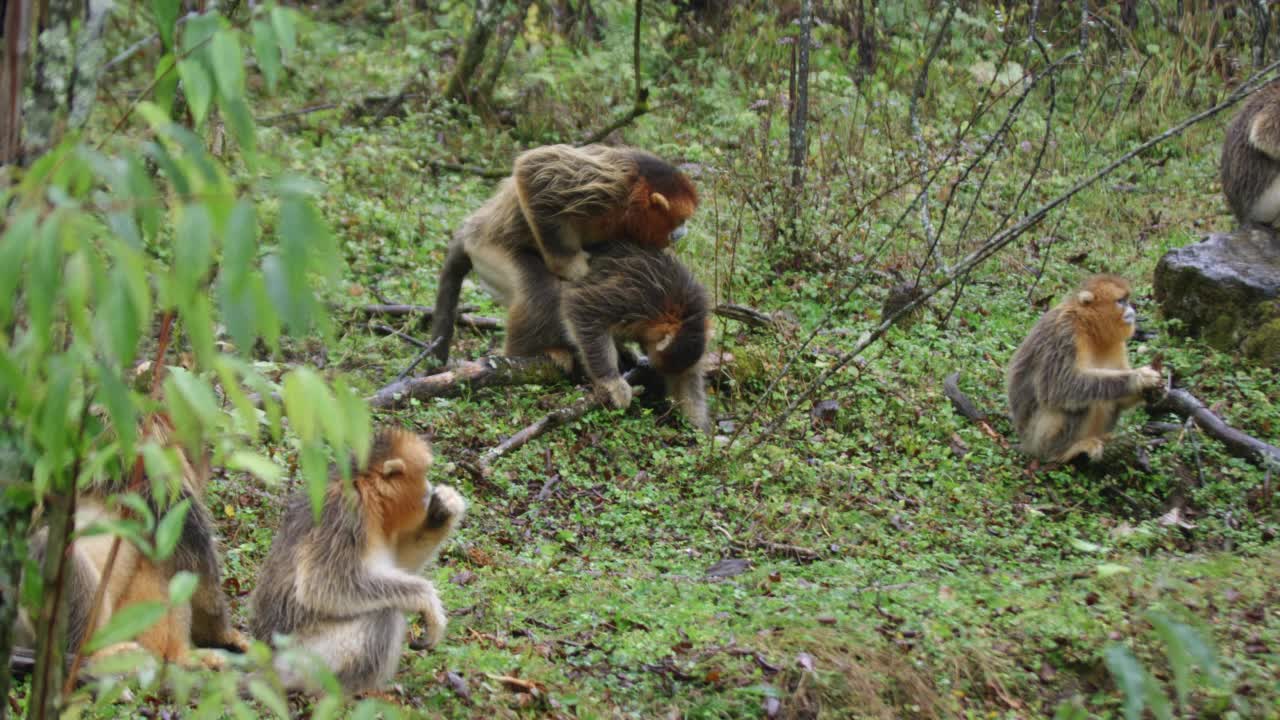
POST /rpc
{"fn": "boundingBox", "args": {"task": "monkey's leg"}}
[666,370,712,434]
[282,610,407,694]
[429,241,474,365]
[504,252,575,370]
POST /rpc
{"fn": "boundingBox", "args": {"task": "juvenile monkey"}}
[430,144,699,365]
[1006,275,1164,463]
[1221,80,1280,226]
[507,243,714,433]
[13,415,248,669]
[249,428,466,694]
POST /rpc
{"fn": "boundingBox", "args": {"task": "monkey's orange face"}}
[1079,277,1136,341]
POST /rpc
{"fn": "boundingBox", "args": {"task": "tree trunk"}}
[25,0,110,155]
[0,440,31,720]
[0,0,33,165]
[445,0,509,104]
[476,0,534,108]
[27,487,75,720]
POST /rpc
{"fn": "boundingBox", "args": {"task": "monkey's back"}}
[1222,82,1280,224]
[1007,307,1077,454]
[249,489,364,641]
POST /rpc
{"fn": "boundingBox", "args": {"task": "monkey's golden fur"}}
[1221,81,1280,226]
[249,428,466,694]
[430,144,698,366]
[14,415,248,670]
[1006,276,1163,463]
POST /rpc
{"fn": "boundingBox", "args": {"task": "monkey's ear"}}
[382,458,407,476]
[649,192,671,212]
[654,332,676,352]
[1076,290,1095,305]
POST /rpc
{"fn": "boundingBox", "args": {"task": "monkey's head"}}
[355,429,434,538]
[1068,275,1137,345]
[641,306,711,376]
[624,152,699,249]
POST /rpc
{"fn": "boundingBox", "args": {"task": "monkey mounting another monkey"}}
[13,415,248,671]
[249,428,466,694]
[430,144,699,365]
[537,242,713,433]
[1006,275,1165,464]
[1221,81,1280,227]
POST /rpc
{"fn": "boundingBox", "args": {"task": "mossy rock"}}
[1153,227,1280,366]
[1243,317,1280,365]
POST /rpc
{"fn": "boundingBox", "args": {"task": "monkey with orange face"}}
[249,428,466,694]
[1006,275,1165,463]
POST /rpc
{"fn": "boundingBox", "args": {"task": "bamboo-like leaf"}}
[227,451,283,485]
[282,369,319,443]
[0,209,35,328]
[209,29,246,101]
[155,499,192,560]
[168,570,198,605]
[252,19,282,91]
[151,0,181,51]
[96,362,138,466]
[154,52,180,118]
[301,444,329,522]
[178,59,214,126]
[1103,644,1147,720]
[222,95,257,168]
[86,601,169,653]
[269,6,296,58]
[248,678,290,720]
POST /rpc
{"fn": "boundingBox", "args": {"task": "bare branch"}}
[1149,388,1280,469]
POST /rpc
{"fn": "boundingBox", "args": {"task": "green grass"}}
[14,2,1280,718]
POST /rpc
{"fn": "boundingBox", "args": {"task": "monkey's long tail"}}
[428,243,473,366]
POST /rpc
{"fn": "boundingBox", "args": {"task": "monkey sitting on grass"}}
[1007,275,1165,464]
[249,428,466,694]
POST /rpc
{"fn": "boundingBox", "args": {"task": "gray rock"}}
[1153,227,1280,366]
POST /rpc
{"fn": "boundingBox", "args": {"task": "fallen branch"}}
[370,324,435,350]
[942,372,986,422]
[1148,388,1280,470]
[730,537,821,561]
[474,368,640,474]
[713,303,776,329]
[368,356,565,410]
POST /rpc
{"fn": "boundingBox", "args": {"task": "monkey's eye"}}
[669,224,688,242]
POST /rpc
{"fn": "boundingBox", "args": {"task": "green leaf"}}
[155,498,192,560]
[168,570,198,605]
[218,201,258,353]
[183,293,216,370]
[251,19,282,91]
[0,210,36,329]
[154,53,180,119]
[269,6,296,59]
[222,95,257,168]
[210,29,246,101]
[1069,538,1104,554]
[1096,563,1130,578]
[248,678,290,720]
[227,451,282,485]
[282,369,319,443]
[116,492,157,530]
[175,203,214,297]
[126,154,161,242]
[300,443,329,522]
[178,58,214,126]
[151,0,181,51]
[145,140,192,197]
[86,601,169,652]
[96,363,138,466]
[310,697,344,720]
[334,378,371,468]
[1103,644,1147,720]
[1147,610,1219,705]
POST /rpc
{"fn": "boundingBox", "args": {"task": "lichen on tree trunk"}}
[25,0,111,154]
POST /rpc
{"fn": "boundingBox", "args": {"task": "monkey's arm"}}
[410,486,467,563]
[295,546,440,616]
[564,318,631,409]
[1038,366,1147,410]
[513,146,623,280]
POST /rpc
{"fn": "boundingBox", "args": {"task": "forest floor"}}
[65,3,1280,718]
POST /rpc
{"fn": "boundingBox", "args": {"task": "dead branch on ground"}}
[1148,388,1280,470]
[359,304,501,331]
[368,356,564,410]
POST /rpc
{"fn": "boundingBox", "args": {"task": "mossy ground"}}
[15,2,1280,718]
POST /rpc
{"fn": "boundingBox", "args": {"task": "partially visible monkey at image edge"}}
[430,144,699,365]
[13,415,248,670]
[249,428,466,694]
[1006,275,1164,463]
[1221,80,1280,227]
[508,242,713,434]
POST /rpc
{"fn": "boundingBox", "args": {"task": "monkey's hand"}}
[416,585,448,649]
[1132,366,1164,392]
[549,252,591,282]
[598,377,633,409]
[425,485,468,530]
